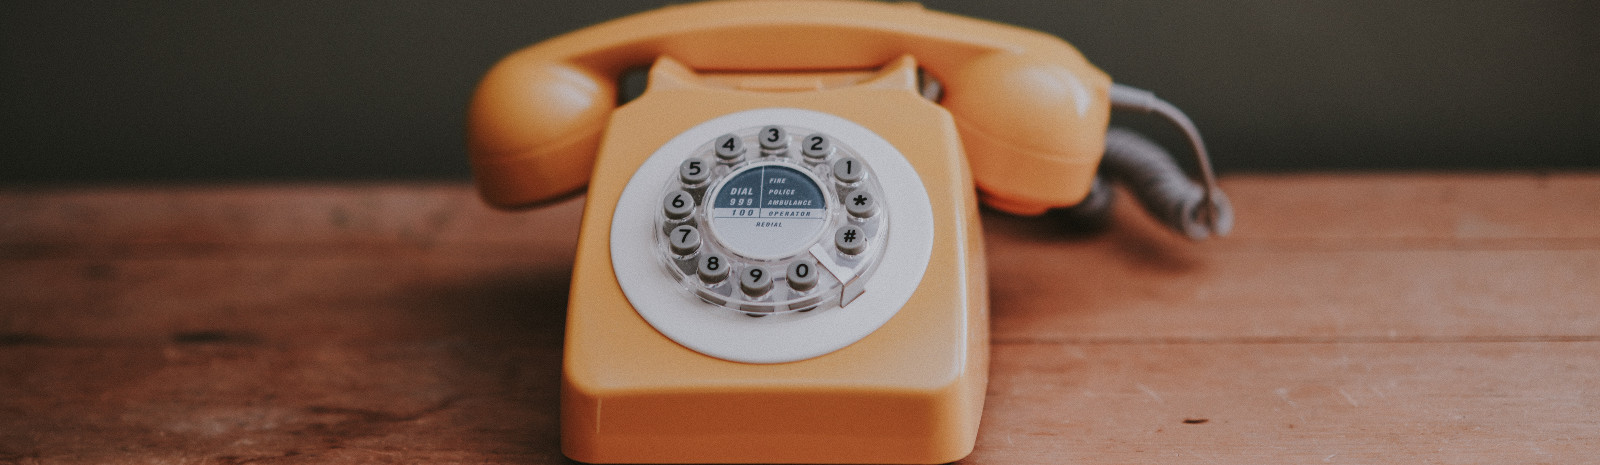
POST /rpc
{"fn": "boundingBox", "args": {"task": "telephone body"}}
[467,1,1196,463]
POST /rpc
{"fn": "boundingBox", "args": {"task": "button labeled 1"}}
[832,156,864,183]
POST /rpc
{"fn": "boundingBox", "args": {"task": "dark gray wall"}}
[3,1,1595,184]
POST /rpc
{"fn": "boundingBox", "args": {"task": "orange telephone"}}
[467,1,1228,463]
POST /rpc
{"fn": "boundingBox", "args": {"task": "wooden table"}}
[2,173,1597,463]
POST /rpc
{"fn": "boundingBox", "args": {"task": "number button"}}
[714,133,745,161]
[801,133,833,159]
[843,188,876,218]
[832,155,864,183]
[679,158,710,185]
[759,125,787,151]
[667,225,700,255]
[740,265,773,296]
[698,253,730,283]
[787,259,819,291]
[834,225,866,255]
[663,189,695,219]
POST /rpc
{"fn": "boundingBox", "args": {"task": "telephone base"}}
[560,55,988,464]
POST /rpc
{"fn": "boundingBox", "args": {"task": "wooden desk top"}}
[2,173,1597,463]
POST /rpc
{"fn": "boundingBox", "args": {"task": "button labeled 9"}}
[740,265,773,296]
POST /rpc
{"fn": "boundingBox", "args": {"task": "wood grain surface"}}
[2,173,1597,463]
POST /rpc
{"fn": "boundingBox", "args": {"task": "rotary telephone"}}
[466,1,1230,463]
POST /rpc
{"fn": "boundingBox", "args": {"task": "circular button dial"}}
[652,124,890,316]
[613,108,936,363]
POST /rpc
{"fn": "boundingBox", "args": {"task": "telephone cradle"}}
[466,1,1231,463]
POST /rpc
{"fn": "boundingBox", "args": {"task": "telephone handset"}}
[467,1,1229,463]
[468,0,1117,214]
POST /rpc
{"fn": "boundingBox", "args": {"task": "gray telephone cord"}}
[1102,83,1234,240]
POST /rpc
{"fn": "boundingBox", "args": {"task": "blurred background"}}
[2,0,1595,185]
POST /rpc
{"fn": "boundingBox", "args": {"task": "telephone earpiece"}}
[467,56,615,207]
[467,0,1112,213]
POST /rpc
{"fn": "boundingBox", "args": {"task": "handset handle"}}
[469,0,1112,211]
